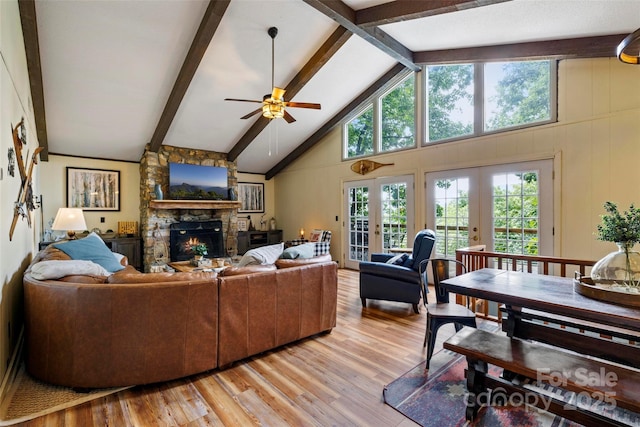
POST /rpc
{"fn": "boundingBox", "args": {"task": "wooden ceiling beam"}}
[302,0,419,71]
[18,0,49,161]
[414,34,629,64]
[228,26,352,161]
[148,0,230,153]
[356,0,512,27]
[266,63,408,180]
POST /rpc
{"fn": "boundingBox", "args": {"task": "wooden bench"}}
[444,327,640,426]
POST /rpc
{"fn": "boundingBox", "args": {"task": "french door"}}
[344,175,415,270]
[426,160,553,259]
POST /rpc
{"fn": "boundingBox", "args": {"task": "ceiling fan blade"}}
[283,110,296,123]
[225,98,263,103]
[240,108,263,120]
[272,87,286,100]
[285,102,321,110]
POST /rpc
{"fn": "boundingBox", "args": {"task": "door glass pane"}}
[492,171,540,269]
[348,186,370,262]
[381,182,408,251]
[434,178,470,256]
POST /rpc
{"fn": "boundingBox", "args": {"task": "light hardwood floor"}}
[21,269,467,426]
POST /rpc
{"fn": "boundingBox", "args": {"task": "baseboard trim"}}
[0,328,24,409]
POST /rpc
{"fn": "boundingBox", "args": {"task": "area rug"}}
[384,346,640,427]
[0,364,130,426]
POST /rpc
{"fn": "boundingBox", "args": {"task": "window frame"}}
[343,70,417,160]
[422,59,558,146]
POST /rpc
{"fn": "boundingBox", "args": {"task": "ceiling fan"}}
[224,27,321,123]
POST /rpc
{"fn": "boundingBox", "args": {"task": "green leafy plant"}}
[190,243,208,257]
[596,202,640,245]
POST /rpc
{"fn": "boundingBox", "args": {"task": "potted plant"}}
[592,201,640,288]
[190,243,208,262]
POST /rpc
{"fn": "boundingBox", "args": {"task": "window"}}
[484,61,551,132]
[426,64,474,142]
[346,105,374,158]
[344,60,556,159]
[345,73,415,159]
[425,60,556,143]
[381,75,415,152]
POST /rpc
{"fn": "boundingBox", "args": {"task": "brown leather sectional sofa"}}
[23,249,337,389]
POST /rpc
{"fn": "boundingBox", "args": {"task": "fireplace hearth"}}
[170,220,224,261]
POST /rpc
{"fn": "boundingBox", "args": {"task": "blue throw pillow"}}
[53,233,125,273]
[385,253,409,265]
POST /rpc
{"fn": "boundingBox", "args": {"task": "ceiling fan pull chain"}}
[268,122,272,157]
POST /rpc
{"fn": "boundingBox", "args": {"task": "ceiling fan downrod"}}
[268,27,278,97]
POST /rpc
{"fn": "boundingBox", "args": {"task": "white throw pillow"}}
[237,243,284,267]
[30,260,110,280]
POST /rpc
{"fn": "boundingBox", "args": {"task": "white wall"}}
[0,0,40,382]
[39,155,140,239]
[274,58,640,266]
[237,172,276,231]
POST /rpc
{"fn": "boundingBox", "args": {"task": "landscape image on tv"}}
[169,163,229,200]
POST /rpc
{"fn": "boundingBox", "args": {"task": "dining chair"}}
[420,258,477,368]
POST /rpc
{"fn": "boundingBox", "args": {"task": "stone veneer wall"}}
[140,144,238,272]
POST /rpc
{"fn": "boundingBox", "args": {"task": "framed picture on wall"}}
[238,182,264,213]
[67,167,120,211]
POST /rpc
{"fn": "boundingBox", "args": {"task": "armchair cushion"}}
[359,261,420,283]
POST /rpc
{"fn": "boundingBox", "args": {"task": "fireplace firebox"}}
[169,220,224,261]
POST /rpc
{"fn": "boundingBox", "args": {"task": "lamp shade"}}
[52,208,87,239]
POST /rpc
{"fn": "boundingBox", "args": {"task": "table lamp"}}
[52,208,87,240]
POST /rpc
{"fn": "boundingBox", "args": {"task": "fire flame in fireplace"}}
[184,237,202,253]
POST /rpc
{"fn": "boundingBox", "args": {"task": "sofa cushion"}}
[275,254,332,269]
[30,260,110,280]
[107,270,216,284]
[219,264,277,276]
[58,274,108,284]
[237,242,284,267]
[281,242,315,259]
[53,233,125,273]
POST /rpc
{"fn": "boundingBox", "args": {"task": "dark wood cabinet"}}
[237,230,282,254]
[108,237,142,270]
[39,236,143,271]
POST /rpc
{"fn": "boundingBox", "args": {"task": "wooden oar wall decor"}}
[350,159,394,175]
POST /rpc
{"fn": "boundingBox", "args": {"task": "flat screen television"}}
[168,163,229,200]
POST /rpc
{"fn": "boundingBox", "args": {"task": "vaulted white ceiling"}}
[28,0,640,176]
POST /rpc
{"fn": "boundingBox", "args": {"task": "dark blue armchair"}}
[359,229,436,314]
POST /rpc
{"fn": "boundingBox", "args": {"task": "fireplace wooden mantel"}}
[149,200,242,210]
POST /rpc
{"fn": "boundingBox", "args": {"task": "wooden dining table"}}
[440,268,640,425]
[441,268,640,365]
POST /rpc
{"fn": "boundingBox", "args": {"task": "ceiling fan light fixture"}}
[617,28,640,64]
[263,103,284,119]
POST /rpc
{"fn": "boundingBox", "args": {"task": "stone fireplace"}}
[139,145,239,271]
